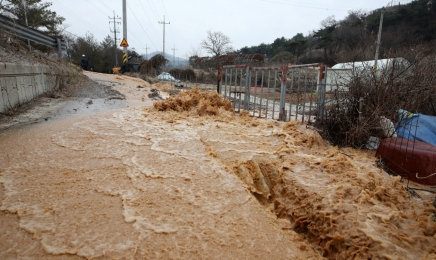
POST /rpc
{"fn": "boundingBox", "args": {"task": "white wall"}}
[317,68,352,93]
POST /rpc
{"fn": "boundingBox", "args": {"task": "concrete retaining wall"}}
[0,62,78,113]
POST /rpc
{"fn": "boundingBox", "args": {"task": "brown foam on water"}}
[153,88,234,116]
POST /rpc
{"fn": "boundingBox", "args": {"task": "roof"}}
[332,58,410,70]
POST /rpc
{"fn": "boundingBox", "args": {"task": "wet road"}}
[0,72,320,259]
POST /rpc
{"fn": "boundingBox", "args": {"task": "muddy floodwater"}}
[1,73,435,259]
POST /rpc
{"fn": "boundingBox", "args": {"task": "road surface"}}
[0,71,321,259]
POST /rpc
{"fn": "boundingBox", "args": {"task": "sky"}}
[48,0,412,60]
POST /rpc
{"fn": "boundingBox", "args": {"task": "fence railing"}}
[217,63,327,123]
[0,14,65,55]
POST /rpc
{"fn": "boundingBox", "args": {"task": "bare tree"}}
[200,30,232,56]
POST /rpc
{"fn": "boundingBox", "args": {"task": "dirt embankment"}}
[153,88,436,260]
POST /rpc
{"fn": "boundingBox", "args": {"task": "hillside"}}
[236,0,436,65]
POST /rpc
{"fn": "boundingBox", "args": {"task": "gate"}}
[218,63,327,123]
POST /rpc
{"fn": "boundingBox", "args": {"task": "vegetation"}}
[318,43,436,148]
[64,33,125,73]
[201,30,233,57]
[138,54,168,75]
[237,0,436,65]
[0,0,65,36]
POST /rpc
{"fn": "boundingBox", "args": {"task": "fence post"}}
[57,38,63,57]
[279,65,288,121]
[217,65,223,93]
[317,63,327,122]
[244,66,251,110]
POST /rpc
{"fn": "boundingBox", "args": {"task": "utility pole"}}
[158,16,170,58]
[109,11,121,66]
[171,45,177,66]
[144,45,150,60]
[374,7,385,73]
[21,0,31,51]
[122,0,128,64]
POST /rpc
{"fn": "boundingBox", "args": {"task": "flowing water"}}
[1,82,435,259]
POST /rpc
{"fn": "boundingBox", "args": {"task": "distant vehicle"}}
[157,72,180,83]
[112,51,141,74]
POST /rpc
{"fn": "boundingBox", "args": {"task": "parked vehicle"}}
[157,72,180,83]
[112,51,141,74]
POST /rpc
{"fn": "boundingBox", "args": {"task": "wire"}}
[85,0,110,17]
[96,0,113,13]
[52,0,108,35]
[160,0,168,15]
[260,0,350,11]
[147,0,161,20]
[138,0,160,38]
[127,2,158,50]
[63,30,79,38]
[269,0,353,9]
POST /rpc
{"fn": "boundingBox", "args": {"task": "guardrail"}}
[0,14,65,55]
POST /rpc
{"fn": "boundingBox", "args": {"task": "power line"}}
[138,0,160,38]
[146,0,160,19]
[271,0,354,9]
[126,2,158,50]
[260,0,350,11]
[53,0,108,34]
[160,0,168,16]
[96,0,113,12]
[144,0,158,18]
[85,0,109,16]
[63,30,79,38]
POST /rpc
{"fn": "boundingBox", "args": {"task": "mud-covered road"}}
[1,72,435,260]
[0,72,322,259]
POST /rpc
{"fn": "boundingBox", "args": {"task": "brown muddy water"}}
[1,87,435,259]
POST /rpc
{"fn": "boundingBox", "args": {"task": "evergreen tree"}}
[0,0,65,36]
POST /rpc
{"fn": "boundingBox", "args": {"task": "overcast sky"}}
[49,0,412,59]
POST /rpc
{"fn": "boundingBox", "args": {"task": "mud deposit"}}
[1,88,435,259]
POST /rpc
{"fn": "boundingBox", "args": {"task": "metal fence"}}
[218,63,327,123]
[0,14,65,55]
